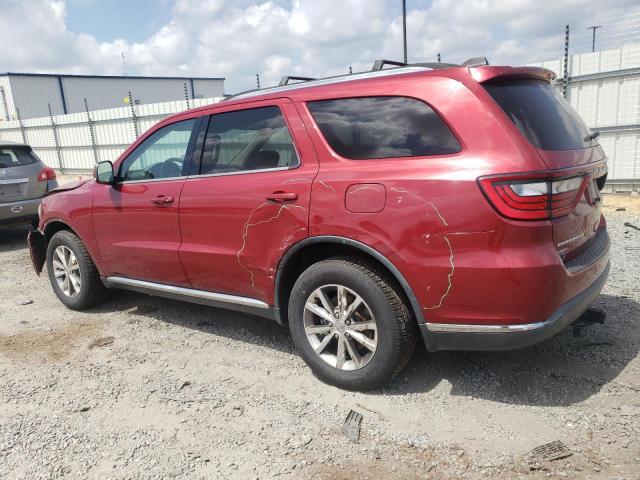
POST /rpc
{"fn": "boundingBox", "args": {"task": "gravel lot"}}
[1,187,639,480]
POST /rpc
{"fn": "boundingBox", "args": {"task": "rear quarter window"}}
[483,79,596,151]
[0,148,38,168]
[307,96,460,160]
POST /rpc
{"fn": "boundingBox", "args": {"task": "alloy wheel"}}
[303,284,377,371]
[52,245,81,298]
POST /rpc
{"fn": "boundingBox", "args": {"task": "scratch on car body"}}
[317,180,335,192]
[390,188,448,226]
[349,185,383,194]
[238,203,306,293]
[423,236,454,310]
[390,187,453,309]
[281,178,311,185]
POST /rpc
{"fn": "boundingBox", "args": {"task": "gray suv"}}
[0,142,58,226]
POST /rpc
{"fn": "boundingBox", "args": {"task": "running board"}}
[103,276,277,321]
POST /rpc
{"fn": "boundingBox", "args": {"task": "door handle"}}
[266,191,298,203]
[151,195,174,206]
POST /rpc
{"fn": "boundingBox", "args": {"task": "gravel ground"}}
[0,190,639,480]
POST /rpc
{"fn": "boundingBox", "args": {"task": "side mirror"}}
[95,161,114,185]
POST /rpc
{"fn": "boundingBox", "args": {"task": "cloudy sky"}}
[1,0,639,93]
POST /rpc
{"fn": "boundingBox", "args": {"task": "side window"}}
[119,118,197,181]
[307,96,461,160]
[200,106,299,175]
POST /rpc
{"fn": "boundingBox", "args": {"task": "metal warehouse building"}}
[0,73,225,121]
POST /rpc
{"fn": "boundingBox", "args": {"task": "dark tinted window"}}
[200,106,298,175]
[307,96,460,160]
[484,79,596,151]
[0,147,38,168]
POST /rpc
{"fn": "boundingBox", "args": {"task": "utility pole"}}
[402,0,407,63]
[587,25,601,52]
[563,24,570,99]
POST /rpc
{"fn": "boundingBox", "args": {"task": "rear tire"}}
[46,230,107,310]
[288,257,415,391]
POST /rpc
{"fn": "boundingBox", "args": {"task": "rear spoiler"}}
[469,66,556,84]
[0,143,32,152]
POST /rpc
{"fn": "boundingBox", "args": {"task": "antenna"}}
[586,25,602,52]
[121,51,127,76]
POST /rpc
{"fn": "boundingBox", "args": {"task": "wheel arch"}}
[43,218,78,242]
[274,236,425,327]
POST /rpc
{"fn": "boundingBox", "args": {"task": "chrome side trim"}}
[115,175,185,185]
[0,177,29,185]
[105,276,269,309]
[187,165,292,180]
[425,321,548,334]
[115,165,299,184]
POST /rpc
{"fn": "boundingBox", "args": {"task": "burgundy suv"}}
[28,62,609,390]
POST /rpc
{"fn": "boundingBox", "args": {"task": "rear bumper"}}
[421,260,610,352]
[0,196,41,225]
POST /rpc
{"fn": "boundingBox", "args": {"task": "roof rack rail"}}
[372,59,460,71]
[407,62,459,70]
[371,59,407,71]
[462,56,489,67]
[278,76,316,86]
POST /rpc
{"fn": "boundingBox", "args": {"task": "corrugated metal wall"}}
[6,76,66,118]
[0,75,224,120]
[0,97,222,172]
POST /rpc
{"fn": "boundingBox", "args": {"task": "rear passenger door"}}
[178,99,318,302]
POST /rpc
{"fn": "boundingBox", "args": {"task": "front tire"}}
[46,230,107,310]
[288,257,415,391]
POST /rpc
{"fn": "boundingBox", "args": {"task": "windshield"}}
[483,79,597,151]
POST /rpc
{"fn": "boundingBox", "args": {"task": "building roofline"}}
[1,72,225,81]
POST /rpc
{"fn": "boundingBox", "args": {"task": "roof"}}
[158,64,554,126]
[1,72,224,81]
[0,141,30,149]
[225,66,434,102]
[224,64,556,104]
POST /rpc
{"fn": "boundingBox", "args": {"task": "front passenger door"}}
[92,117,199,286]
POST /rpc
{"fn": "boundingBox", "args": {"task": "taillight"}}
[478,172,588,220]
[37,167,56,182]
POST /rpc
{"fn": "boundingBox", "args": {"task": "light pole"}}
[402,0,407,63]
[587,25,601,53]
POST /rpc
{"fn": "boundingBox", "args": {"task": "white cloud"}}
[0,0,638,94]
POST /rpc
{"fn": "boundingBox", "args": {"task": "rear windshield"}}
[307,96,461,160]
[483,79,596,151]
[0,147,38,168]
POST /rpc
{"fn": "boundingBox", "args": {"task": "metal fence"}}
[0,96,222,173]
[0,42,639,187]
[529,42,640,190]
